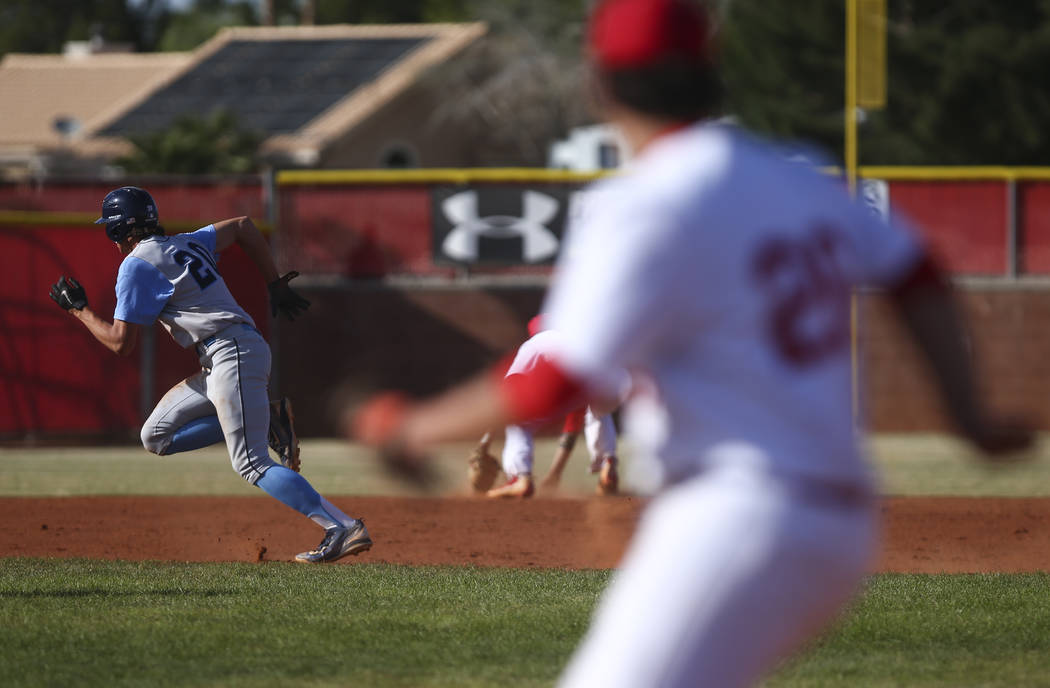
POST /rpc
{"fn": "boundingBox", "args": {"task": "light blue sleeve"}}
[186,225,217,254]
[113,257,175,325]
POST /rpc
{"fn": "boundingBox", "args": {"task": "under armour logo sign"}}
[441,191,560,263]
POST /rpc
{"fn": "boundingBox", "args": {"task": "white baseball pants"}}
[502,408,617,477]
[558,459,877,688]
[500,424,535,477]
[584,408,617,467]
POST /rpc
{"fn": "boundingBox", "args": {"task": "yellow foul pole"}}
[846,0,860,422]
[845,0,859,193]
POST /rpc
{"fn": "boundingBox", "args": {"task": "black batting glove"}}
[49,276,88,311]
[267,271,311,321]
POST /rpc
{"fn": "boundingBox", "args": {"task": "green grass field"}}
[1,560,1048,688]
[2,434,1050,686]
[0,558,603,688]
[3,433,1050,497]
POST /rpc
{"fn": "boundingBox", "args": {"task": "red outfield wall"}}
[277,185,433,277]
[2,175,1050,437]
[890,182,1008,274]
[1020,183,1050,273]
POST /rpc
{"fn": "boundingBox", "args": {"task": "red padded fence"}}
[0,224,140,435]
[1019,183,1050,274]
[4,173,1050,438]
[887,181,1008,275]
[277,185,433,277]
[274,180,580,278]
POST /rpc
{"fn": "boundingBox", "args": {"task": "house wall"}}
[320,81,482,169]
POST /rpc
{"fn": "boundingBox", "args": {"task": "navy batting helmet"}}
[94,186,159,242]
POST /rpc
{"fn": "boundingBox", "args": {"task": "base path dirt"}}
[1,495,1049,573]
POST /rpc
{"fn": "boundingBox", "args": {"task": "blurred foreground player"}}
[49,186,371,563]
[471,316,620,498]
[353,0,1031,685]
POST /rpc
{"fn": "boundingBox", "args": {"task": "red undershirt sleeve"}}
[562,407,587,434]
[494,357,587,426]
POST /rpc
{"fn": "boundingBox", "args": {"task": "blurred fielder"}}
[50,186,371,564]
[354,0,1031,685]
[469,315,620,498]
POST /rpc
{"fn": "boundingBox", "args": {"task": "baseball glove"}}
[49,276,87,311]
[467,446,501,493]
[267,271,311,321]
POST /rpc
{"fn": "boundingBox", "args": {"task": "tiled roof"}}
[0,52,192,147]
[0,23,486,164]
[100,36,427,136]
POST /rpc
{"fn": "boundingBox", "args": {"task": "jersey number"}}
[174,241,218,290]
[752,226,850,366]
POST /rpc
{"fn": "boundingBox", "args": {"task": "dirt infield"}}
[2,495,1049,572]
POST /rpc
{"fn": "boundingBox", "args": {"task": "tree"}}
[0,0,167,58]
[720,0,845,157]
[420,0,591,166]
[8,0,1048,168]
[156,0,257,52]
[864,0,1050,165]
[115,110,264,175]
[719,0,1050,165]
[309,0,471,24]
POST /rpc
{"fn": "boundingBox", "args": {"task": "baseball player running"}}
[49,186,371,564]
[352,0,1031,684]
[478,315,620,498]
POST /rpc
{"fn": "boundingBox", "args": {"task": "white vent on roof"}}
[63,37,133,59]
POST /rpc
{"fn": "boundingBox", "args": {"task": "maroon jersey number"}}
[753,226,851,366]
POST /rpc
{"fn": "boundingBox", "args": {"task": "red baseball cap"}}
[527,315,546,337]
[588,0,714,70]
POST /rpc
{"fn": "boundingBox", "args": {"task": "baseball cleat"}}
[295,520,372,563]
[486,474,535,499]
[596,456,619,496]
[268,397,301,472]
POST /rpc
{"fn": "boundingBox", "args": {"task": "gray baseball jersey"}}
[114,225,255,347]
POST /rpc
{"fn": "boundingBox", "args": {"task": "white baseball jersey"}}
[505,331,568,397]
[551,121,922,688]
[501,330,619,476]
[545,121,922,490]
[114,225,255,348]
